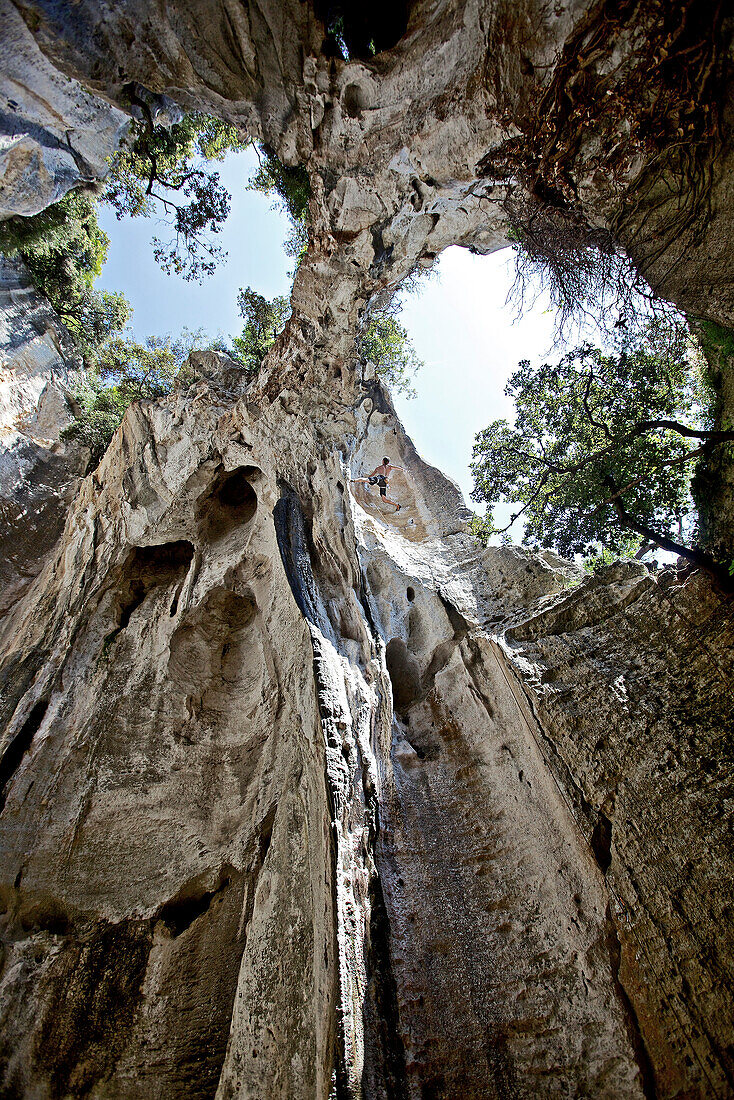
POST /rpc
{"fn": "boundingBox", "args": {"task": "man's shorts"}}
[369,475,387,496]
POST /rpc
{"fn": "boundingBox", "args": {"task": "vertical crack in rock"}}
[591,812,613,875]
[0,697,48,814]
[605,903,659,1100]
[362,834,408,1100]
[274,484,407,1097]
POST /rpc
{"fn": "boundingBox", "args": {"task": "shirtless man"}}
[351,457,403,512]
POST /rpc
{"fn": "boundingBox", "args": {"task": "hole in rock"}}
[20,896,72,937]
[114,541,194,633]
[314,0,410,59]
[385,638,422,718]
[158,870,233,938]
[342,83,368,118]
[406,586,415,602]
[591,812,613,874]
[0,698,49,814]
[197,467,258,540]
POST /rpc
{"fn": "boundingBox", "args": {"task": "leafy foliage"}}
[232,287,290,371]
[359,313,422,396]
[470,320,733,568]
[248,146,311,263]
[62,329,211,466]
[103,111,248,280]
[0,191,131,361]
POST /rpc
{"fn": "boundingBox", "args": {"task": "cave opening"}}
[313,0,411,60]
[197,467,259,540]
[115,541,194,631]
[0,698,49,815]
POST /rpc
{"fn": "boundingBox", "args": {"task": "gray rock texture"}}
[0,2,733,1098]
[0,0,129,217]
[0,256,84,615]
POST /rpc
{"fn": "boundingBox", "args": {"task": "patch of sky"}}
[97,146,293,343]
[97,145,562,531]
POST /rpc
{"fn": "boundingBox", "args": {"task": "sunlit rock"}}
[0,2,733,1097]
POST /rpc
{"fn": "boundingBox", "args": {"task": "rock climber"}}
[351,457,403,512]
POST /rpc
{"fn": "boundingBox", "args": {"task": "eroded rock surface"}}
[0,256,84,615]
[1,1,733,1097]
[0,349,731,1098]
[0,0,130,217]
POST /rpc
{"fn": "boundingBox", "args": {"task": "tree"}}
[62,329,210,466]
[470,320,734,585]
[232,287,290,370]
[103,108,249,281]
[358,312,422,396]
[248,145,311,263]
[0,190,131,361]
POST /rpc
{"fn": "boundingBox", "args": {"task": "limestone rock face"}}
[4,0,734,323]
[0,256,84,615]
[1,2,733,1098]
[0,0,130,217]
[0,347,731,1098]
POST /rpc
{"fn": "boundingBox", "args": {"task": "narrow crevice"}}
[605,904,658,1100]
[112,541,195,639]
[257,803,277,864]
[591,812,613,875]
[273,484,319,623]
[157,871,233,938]
[0,698,48,814]
[362,862,408,1098]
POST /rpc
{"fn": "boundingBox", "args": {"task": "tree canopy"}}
[470,321,734,582]
[232,287,291,371]
[103,109,249,281]
[358,312,422,397]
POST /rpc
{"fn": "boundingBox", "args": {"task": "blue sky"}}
[98,146,559,509]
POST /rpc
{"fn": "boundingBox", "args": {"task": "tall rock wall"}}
[0,353,732,1098]
[0,256,85,615]
[0,2,733,1097]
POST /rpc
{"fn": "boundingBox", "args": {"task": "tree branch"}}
[602,474,731,589]
[586,442,712,517]
[582,365,612,439]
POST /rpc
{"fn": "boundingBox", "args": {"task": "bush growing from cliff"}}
[232,288,291,370]
[62,329,211,466]
[359,312,422,397]
[248,147,311,265]
[0,191,131,361]
[470,318,734,585]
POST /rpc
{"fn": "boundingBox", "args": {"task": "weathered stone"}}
[0,0,130,217]
[0,3,733,1098]
[0,256,84,616]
